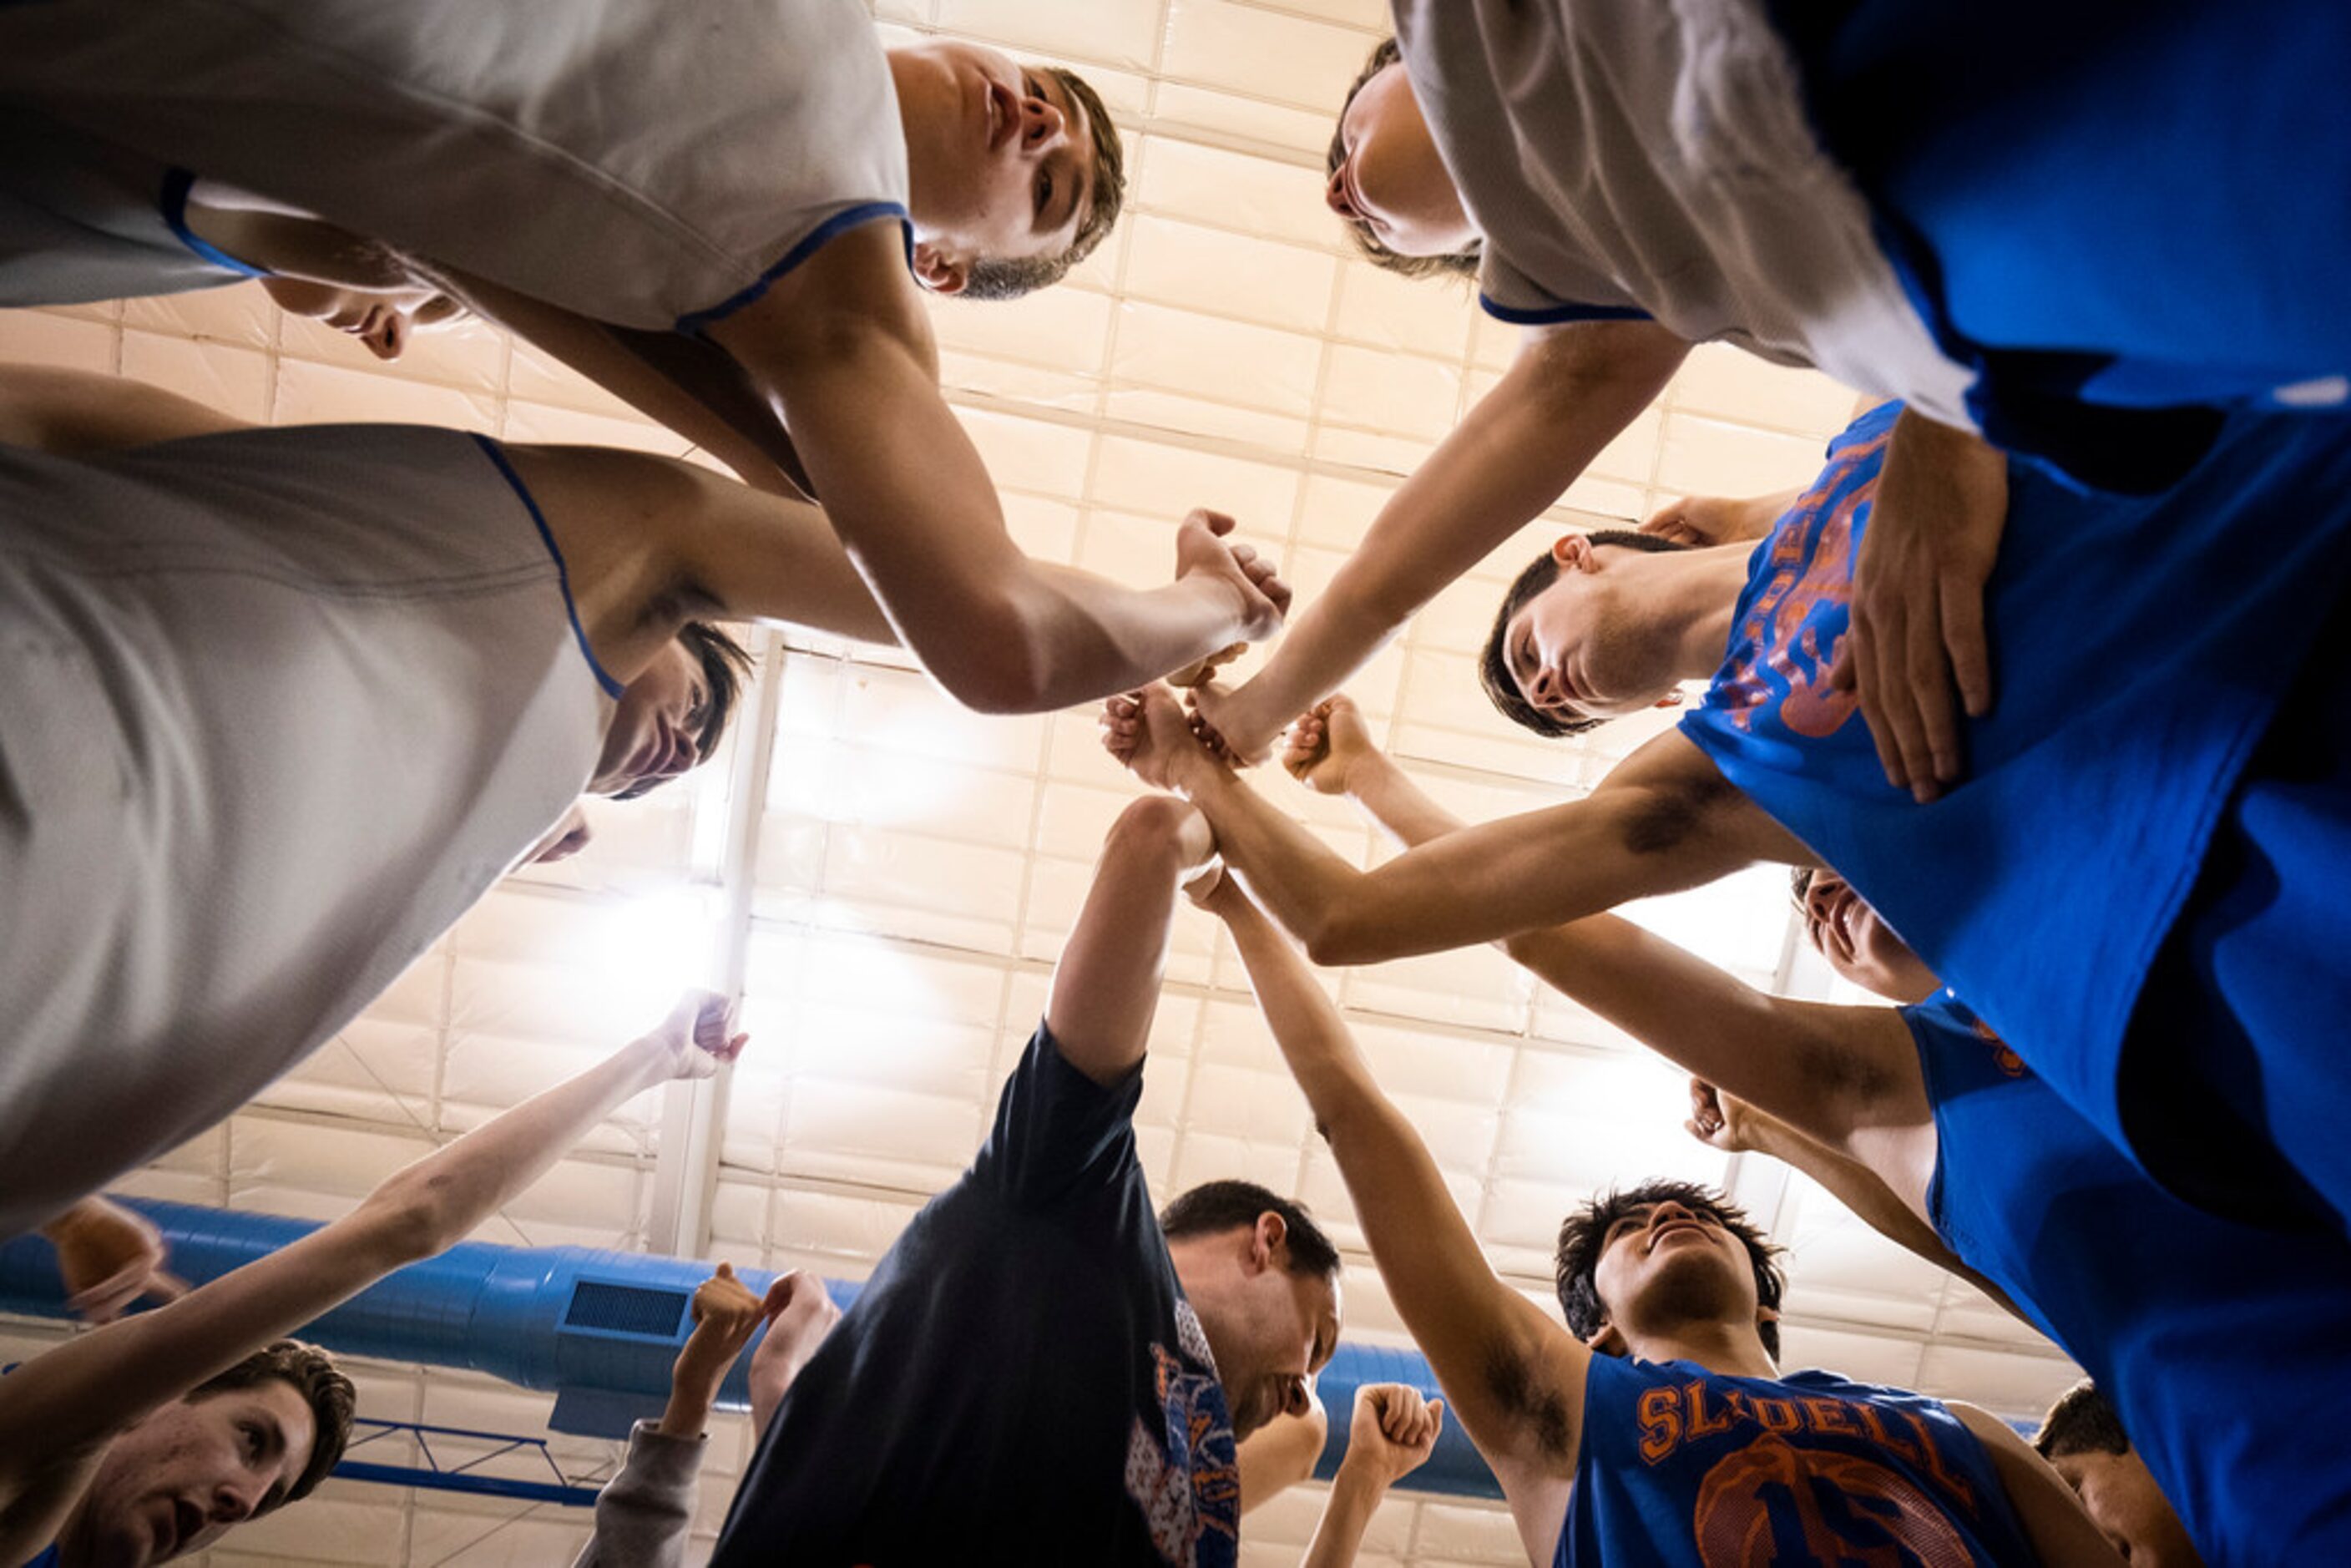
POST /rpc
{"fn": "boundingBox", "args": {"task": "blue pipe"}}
[0,1200,1499,1499]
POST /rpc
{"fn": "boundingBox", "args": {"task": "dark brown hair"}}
[1479,529,1691,737]
[189,1339,355,1508]
[1160,1180,1342,1283]
[963,67,1127,300]
[2034,1379,2131,1459]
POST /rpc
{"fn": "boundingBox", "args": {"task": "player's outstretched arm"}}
[1236,1392,1329,1516]
[1682,1082,2030,1324]
[0,993,744,1562]
[1188,318,1688,763]
[571,1262,771,1568]
[1301,1384,1445,1567]
[1043,796,1221,1087]
[1287,699,1924,1174]
[705,220,1287,715]
[1106,684,1802,967]
[1194,872,1584,1540]
[1947,1403,2127,1566]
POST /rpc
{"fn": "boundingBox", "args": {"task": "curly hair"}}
[961,66,1127,301]
[1555,1179,1787,1358]
[1327,38,1479,284]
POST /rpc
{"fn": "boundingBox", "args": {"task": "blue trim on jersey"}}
[467,433,626,701]
[1478,293,1652,327]
[158,168,272,279]
[675,202,913,337]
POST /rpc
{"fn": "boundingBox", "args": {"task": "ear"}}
[1251,1211,1289,1273]
[1549,534,1599,573]
[911,240,968,296]
[1582,1318,1626,1356]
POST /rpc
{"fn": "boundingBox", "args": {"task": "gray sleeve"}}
[569,1420,706,1568]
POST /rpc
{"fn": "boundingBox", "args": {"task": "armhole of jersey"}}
[675,202,913,336]
[1900,1002,1961,1249]
[1478,294,1654,326]
[158,169,274,279]
[468,433,627,701]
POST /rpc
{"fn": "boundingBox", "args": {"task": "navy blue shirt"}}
[711,1025,1240,1566]
[1914,991,2351,1563]
[1561,1355,2030,1565]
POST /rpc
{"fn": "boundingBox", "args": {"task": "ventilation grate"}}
[564,1281,690,1338]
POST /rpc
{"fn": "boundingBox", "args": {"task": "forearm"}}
[1215,321,1686,752]
[1301,1464,1390,1568]
[1343,753,1469,851]
[0,365,248,453]
[656,1375,722,1441]
[570,1421,704,1568]
[364,1039,671,1257]
[1044,798,1204,1085]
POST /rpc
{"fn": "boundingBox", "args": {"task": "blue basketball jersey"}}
[1678,402,2351,1196]
[1561,1354,2030,1565]
[1913,991,2351,1564]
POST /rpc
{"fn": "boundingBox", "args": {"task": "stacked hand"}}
[1174,508,1292,645]
[1685,1078,1770,1156]
[639,989,750,1081]
[1339,1383,1446,1490]
[750,1270,842,1437]
[671,1262,769,1395]
[1278,695,1375,797]
[1100,683,1220,792]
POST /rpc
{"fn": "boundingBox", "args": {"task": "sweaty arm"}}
[1193,318,1690,762]
[1948,1403,2127,1566]
[1199,874,1582,1560]
[1119,686,1807,966]
[0,994,740,1561]
[706,220,1282,715]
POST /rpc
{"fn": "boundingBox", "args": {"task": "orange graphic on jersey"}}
[1970,1016,2028,1079]
[1722,425,1892,740]
[1693,1438,1977,1567]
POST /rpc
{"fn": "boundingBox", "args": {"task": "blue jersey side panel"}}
[1914,993,2351,1564]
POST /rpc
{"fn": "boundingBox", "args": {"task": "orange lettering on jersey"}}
[1904,1410,1979,1512]
[1750,1396,1802,1434]
[1970,1015,2029,1078]
[1686,1382,1737,1440]
[1800,1398,1858,1438]
[1637,1386,1683,1464]
[1855,1404,1921,1466]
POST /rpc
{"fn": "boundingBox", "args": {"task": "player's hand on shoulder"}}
[1829,410,2007,805]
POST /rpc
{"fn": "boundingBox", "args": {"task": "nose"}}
[1019,89,1065,154]
[364,307,408,362]
[214,1481,261,1523]
[1325,163,1357,220]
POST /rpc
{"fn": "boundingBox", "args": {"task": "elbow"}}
[356,1180,458,1267]
[1301,907,1380,969]
[926,599,1054,715]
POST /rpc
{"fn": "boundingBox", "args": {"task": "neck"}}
[1621,1318,1780,1381]
[1163,1239,1228,1374]
[1631,544,1756,682]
